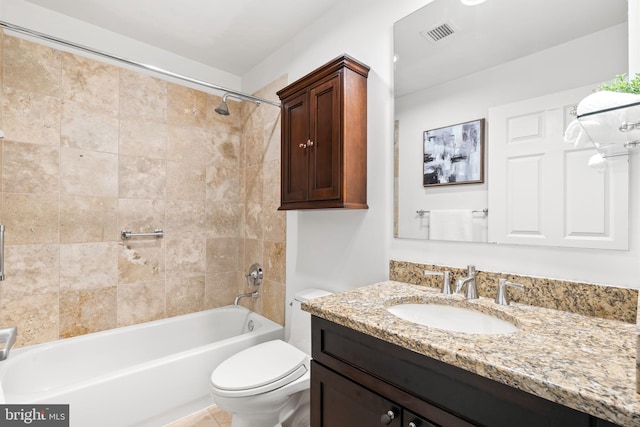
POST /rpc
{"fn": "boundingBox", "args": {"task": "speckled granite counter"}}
[302,281,640,427]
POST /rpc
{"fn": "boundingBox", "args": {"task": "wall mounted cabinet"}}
[277,55,369,210]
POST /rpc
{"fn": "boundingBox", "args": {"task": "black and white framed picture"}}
[423,118,485,187]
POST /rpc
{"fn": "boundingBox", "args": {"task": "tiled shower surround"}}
[0,30,287,347]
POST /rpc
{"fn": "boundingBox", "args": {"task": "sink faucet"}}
[423,269,452,294]
[495,278,524,305]
[455,265,478,299]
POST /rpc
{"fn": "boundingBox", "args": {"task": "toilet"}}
[209,288,332,427]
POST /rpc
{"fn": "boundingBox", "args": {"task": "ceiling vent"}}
[420,21,457,44]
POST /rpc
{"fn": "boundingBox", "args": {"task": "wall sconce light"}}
[0,130,4,139]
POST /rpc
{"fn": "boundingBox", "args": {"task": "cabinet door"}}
[281,91,310,203]
[308,74,341,201]
[311,361,401,427]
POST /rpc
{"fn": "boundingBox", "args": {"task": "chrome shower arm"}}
[223,93,261,106]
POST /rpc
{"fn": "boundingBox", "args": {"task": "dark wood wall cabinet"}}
[311,316,622,427]
[277,54,369,210]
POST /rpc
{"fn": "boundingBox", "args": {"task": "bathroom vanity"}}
[304,282,639,427]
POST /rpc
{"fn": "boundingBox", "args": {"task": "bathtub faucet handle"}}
[245,263,263,286]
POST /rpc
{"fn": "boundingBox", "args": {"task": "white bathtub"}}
[0,305,284,427]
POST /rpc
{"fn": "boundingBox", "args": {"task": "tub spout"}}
[234,290,259,305]
[0,326,17,361]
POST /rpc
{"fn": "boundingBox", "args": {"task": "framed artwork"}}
[423,118,485,186]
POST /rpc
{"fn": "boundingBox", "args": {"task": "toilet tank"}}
[288,289,332,354]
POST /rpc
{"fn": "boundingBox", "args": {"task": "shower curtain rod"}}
[0,20,281,108]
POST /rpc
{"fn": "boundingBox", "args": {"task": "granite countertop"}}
[302,281,640,427]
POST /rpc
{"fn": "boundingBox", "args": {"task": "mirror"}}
[394,0,629,244]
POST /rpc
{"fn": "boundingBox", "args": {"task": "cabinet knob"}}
[380,410,396,425]
[299,139,314,149]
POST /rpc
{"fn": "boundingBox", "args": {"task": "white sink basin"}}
[387,303,519,335]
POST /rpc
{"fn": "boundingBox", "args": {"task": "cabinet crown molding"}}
[277,54,370,99]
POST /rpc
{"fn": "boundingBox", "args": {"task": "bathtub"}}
[0,305,284,427]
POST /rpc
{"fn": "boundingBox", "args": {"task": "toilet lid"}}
[211,340,308,394]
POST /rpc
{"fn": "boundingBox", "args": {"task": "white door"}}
[488,85,629,250]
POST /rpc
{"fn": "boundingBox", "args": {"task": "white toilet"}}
[209,288,332,427]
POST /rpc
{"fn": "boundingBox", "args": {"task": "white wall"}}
[243,0,429,303]
[244,2,640,292]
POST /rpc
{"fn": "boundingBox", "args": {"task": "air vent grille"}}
[421,23,456,43]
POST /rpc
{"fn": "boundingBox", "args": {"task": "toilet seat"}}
[210,340,309,398]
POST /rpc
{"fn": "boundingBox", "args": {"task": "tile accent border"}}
[389,260,638,324]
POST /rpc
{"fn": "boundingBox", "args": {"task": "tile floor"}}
[165,405,231,427]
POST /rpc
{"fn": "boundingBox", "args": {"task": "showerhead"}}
[215,99,230,116]
[215,93,265,116]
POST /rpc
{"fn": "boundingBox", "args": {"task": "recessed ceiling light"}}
[460,0,486,5]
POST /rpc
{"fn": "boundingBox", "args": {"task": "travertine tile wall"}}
[237,77,287,325]
[0,31,287,347]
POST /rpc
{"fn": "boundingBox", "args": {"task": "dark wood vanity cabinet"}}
[312,361,458,427]
[311,316,622,427]
[277,54,369,210]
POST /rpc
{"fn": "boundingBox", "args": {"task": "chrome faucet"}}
[455,265,478,299]
[0,326,17,361]
[423,269,452,294]
[234,290,259,305]
[495,278,524,305]
[244,263,263,286]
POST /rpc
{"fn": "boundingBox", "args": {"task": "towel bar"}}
[121,229,164,240]
[416,209,488,218]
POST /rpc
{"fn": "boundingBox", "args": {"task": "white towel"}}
[429,209,473,241]
[563,119,590,147]
[588,153,607,171]
[576,91,640,116]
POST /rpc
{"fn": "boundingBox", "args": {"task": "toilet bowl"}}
[209,288,332,427]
